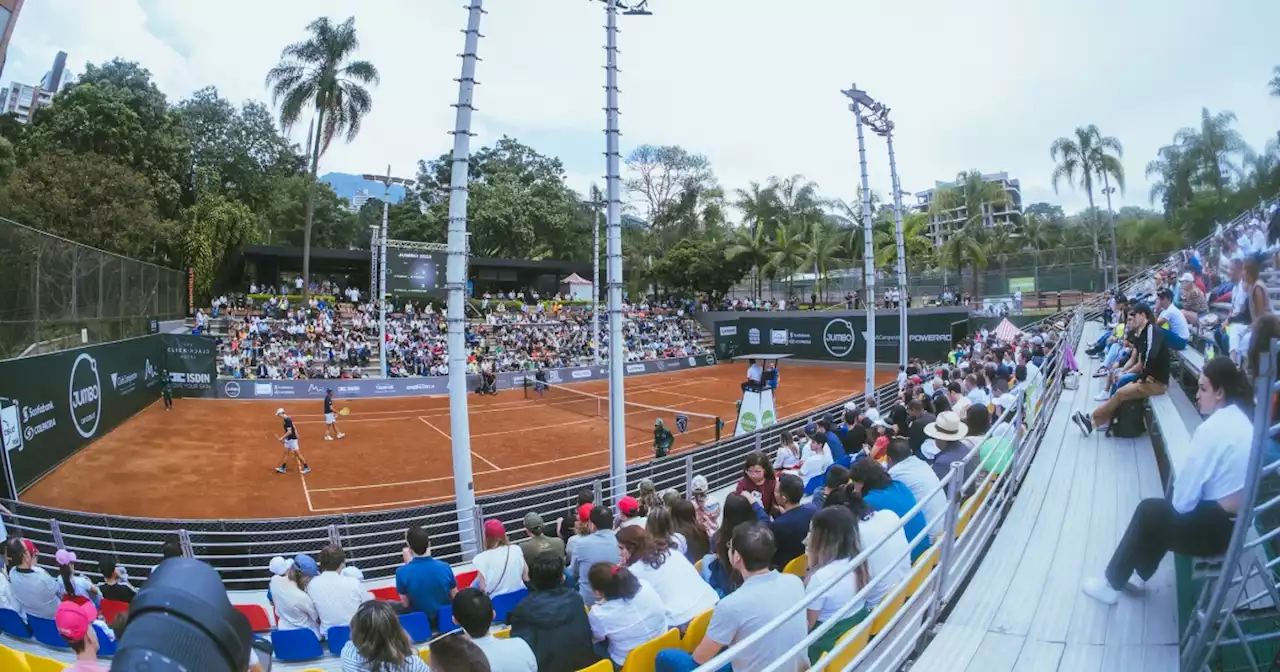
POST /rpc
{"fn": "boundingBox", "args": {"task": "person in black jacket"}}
[508,552,598,671]
[906,399,936,459]
[1075,303,1170,436]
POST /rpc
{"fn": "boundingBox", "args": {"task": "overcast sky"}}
[4,0,1278,218]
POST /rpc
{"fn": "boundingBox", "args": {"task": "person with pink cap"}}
[6,538,62,619]
[55,600,108,671]
[55,549,99,606]
[473,519,528,596]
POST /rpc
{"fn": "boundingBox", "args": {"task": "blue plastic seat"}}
[94,623,117,657]
[0,608,30,639]
[28,615,69,649]
[491,588,529,624]
[270,628,324,662]
[326,625,351,656]
[399,611,431,643]
[436,605,462,634]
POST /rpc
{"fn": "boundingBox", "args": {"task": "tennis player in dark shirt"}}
[323,389,345,441]
[274,408,311,474]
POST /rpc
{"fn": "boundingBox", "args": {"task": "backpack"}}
[1109,399,1147,438]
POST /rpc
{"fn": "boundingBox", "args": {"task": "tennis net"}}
[523,378,722,444]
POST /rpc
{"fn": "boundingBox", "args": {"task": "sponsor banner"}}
[213,354,719,399]
[0,336,163,491]
[160,334,217,396]
[713,311,964,363]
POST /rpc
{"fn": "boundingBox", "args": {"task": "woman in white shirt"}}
[828,486,911,608]
[773,432,802,472]
[644,507,688,557]
[1082,357,1255,606]
[586,563,668,667]
[474,519,528,596]
[803,506,871,663]
[615,526,717,630]
[270,558,322,637]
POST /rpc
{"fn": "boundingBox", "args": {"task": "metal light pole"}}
[843,84,878,403]
[593,202,602,365]
[603,0,650,504]
[362,167,414,379]
[368,225,378,303]
[444,0,484,559]
[1102,177,1118,289]
[886,130,909,370]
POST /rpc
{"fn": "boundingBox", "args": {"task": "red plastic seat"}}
[99,599,130,625]
[371,586,400,602]
[456,569,478,588]
[235,604,273,632]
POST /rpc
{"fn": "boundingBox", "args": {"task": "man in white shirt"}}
[886,439,946,539]
[743,358,763,392]
[305,544,372,633]
[452,587,537,671]
[1155,288,1190,351]
[616,496,647,529]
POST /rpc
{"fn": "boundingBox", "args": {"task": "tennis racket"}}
[339,407,351,416]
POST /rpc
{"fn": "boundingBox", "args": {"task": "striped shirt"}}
[339,641,429,672]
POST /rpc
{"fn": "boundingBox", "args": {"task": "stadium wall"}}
[711,308,968,363]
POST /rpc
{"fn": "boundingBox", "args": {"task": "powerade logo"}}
[823,319,856,358]
[69,353,102,439]
[909,334,951,342]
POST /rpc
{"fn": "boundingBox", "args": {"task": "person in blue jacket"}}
[847,458,932,563]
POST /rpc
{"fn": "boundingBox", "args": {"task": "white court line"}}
[417,417,501,471]
[294,416,417,425]
[300,471,316,512]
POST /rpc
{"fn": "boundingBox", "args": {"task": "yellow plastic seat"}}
[494,627,511,639]
[904,549,938,597]
[681,609,713,652]
[694,558,704,574]
[24,653,66,672]
[822,621,872,670]
[418,646,431,665]
[620,627,679,672]
[578,660,614,672]
[782,554,807,579]
[0,646,30,672]
[870,586,909,636]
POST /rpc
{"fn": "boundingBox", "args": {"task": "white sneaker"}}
[324,435,333,441]
[1127,576,1146,592]
[337,433,345,439]
[1094,391,1110,402]
[1082,577,1119,605]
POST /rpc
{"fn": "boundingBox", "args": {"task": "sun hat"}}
[1179,272,1194,283]
[268,556,291,576]
[994,394,1017,410]
[483,519,506,539]
[275,408,285,416]
[55,600,98,641]
[924,411,969,441]
[617,496,641,516]
[690,474,710,493]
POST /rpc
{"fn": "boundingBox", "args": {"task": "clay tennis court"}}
[21,363,893,519]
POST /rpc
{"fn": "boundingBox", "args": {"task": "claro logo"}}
[68,353,102,439]
[822,319,856,358]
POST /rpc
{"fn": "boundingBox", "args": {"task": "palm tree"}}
[938,222,987,297]
[1020,213,1051,294]
[1174,108,1250,199]
[802,219,847,302]
[766,221,808,300]
[984,223,1018,289]
[1050,125,1125,282]
[266,16,379,298]
[732,181,778,238]
[725,225,771,299]
[1269,65,1280,97]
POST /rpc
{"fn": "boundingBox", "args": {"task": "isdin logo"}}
[822,319,856,358]
[69,353,102,439]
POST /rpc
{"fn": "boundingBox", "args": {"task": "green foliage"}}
[652,237,750,299]
[181,193,259,298]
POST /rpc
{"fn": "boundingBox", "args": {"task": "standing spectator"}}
[55,550,99,606]
[340,600,430,672]
[567,507,621,605]
[769,473,816,570]
[587,563,669,668]
[307,544,371,633]
[509,553,598,671]
[519,513,566,567]
[395,526,457,628]
[848,460,931,563]
[97,556,136,604]
[7,538,62,619]
[885,439,946,539]
[271,554,321,637]
[906,399,936,458]
[616,526,718,631]
[54,600,108,672]
[452,588,537,671]
[734,452,778,516]
[474,520,528,596]
[617,496,648,529]
[655,523,808,672]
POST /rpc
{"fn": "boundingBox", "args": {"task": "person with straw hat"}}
[924,411,974,481]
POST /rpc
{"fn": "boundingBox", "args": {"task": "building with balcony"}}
[0,50,71,124]
[914,171,1023,244]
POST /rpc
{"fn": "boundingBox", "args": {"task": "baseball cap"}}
[577,503,595,522]
[341,565,364,580]
[637,479,655,494]
[523,512,544,529]
[275,408,285,416]
[55,600,98,641]
[1179,273,1194,283]
[292,554,319,577]
[483,519,506,539]
[690,474,709,493]
[618,496,641,516]
[19,539,36,557]
[54,549,77,566]
[268,556,291,576]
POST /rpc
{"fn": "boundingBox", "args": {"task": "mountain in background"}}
[319,172,408,205]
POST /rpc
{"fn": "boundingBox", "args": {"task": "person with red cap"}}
[7,538,62,619]
[473,519,528,596]
[617,496,647,529]
[56,600,108,671]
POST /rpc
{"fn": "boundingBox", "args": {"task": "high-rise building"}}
[2,50,72,123]
[350,188,372,213]
[914,171,1023,244]
[0,0,24,83]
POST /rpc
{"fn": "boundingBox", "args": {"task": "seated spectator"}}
[307,544,371,633]
[655,522,808,672]
[97,556,136,604]
[669,499,711,562]
[475,520,529,596]
[735,452,778,516]
[617,496,648,529]
[689,474,721,536]
[770,473,817,569]
[1178,273,1209,327]
[926,410,977,483]
[270,554,320,637]
[587,562,669,667]
[645,506,688,557]
[55,550,99,606]
[396,526,457,626]
[885,438,946,539]
[616,526,718,631]
[797,429,834,486]
[1155,289,1190,351]
[825,485,912,608]
[772,432,803,472]
[149,539,184,579]
[804,507,871,663]
[429,632,492,672]
[55,600,108,672]
[1082,358,1253,606]
[340,600,430,672]
[7,538,62,619]
[509,553,598,671]
[568,505,621,605]
[560,489,595,545]
[848,460,931,563]
[452,587,537,671]
[703,493,768,597]
[814,420,848,465]
[519,513,565,567]
[1075,304,1170,437]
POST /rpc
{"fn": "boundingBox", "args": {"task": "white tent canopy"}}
[559,272,594,300]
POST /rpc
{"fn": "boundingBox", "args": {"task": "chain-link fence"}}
[0,217,187,359]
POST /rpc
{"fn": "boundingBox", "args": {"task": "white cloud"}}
[3,0,1278,218]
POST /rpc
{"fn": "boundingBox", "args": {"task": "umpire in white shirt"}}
[306,544,373,633]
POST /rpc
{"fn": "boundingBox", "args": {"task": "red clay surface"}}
[22,363,894,519]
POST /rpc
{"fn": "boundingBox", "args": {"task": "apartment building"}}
[914,171,1023,244]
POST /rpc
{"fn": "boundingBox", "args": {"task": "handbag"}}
[1064,371,1079,390]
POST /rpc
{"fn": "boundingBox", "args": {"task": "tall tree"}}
[265,16,379,298]
[1173,108,1249,200]
[1050,125,1125,277]
[1269,65,1280,97]
[623,144,714,223]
